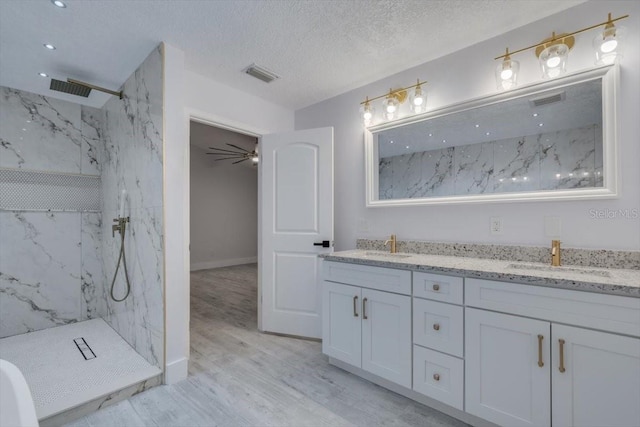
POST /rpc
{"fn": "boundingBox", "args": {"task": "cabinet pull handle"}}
[537,334,544,367]
[353,296,358,317]
[433,284,440,291]
[558,339,566,373]
[433,323,440,331]
[362,298,368,320]
[433,373,440,381]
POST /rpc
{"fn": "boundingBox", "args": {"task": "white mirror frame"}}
[365,65,619,207]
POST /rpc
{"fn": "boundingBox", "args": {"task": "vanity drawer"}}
[413,345,464,411]
[413,272,463,304]
[323,261,411,295]
[413,299,464,357]
[466,278,640,337]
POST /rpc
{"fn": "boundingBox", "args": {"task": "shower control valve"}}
[112,217,129,237]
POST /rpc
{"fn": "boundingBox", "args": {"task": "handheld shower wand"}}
[110,190,131,302]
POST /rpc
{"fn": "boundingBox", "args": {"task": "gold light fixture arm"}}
[360,79,426,105]
[494,13,629,60]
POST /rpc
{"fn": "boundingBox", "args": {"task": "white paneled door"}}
[260,127,333,338]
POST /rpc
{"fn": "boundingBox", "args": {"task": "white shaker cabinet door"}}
[552,324,640,427]
[361,288,412,388]
[465,308,551,427]
[322,282,361,367]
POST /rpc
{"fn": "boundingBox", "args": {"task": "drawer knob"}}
[433,373,440,381]
[433,323,440,331]
[432,284,440,291]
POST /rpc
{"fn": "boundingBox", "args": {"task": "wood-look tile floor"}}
[66,264,468,427]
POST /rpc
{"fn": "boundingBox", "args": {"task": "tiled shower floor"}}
[0,318,161,421]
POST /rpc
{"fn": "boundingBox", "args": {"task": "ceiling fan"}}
[206,142,259,165]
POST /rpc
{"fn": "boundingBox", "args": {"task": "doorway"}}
[189,120,259,271]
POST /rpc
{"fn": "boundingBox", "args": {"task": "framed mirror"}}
[365,65,619,207]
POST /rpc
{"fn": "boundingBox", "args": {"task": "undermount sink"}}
[507,263,612,278]
[362,251,412,259]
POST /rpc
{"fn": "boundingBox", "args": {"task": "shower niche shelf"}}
[0,168,101,212]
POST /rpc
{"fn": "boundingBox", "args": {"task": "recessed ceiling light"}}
[406,145,410,149]
[539,123,544,127]
[38,72,48,77]
[475,124,480,128]
[44,44,56,50]
[51,0,66,7]
[442,139,446,143]
[533,113,538,117]
[486,132,491,136]
[428,133,432,137]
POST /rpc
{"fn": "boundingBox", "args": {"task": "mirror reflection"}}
[374,79,603,200]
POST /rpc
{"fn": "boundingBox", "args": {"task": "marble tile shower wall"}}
[0,87,104,337]
[99,46,164,368]
[379,125,602,199]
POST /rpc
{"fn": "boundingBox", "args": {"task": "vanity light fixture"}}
[410,79,426,113]
[359,79,427,126]
[361,97,374,126]
[593,13,627,65]
[536,33,573,79]
[495,48,519,90]
[493,13,628,84]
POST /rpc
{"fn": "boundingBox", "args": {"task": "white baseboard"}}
[164,357,188,384]
[190,256,257,271]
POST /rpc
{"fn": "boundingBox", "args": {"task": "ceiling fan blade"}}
[207,147,245,154]
[214,156,246,161]
[206,152,245,156]
[226,143,251,153]
[232,158,249,164]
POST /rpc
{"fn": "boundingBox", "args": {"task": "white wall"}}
[295,1,640,251]
[190,142,258,270]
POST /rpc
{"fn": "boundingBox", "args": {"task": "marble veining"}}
[0,212,82,337]
[379,124,603,199]
[99,45,164,368]
[324,250,640,298]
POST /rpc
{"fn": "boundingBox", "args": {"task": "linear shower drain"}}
[73,337,97,360]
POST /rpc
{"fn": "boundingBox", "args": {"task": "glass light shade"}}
[495,57,519,90]
[383,96,399,120]
[361,101,374,126]
[410,85,426,113]
[539,43,569,79]
[593,26,626,65]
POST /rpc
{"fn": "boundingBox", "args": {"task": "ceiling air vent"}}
[244,63,279,83]
[529,91,566,108]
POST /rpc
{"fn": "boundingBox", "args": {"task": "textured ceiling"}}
[0,0,585,109]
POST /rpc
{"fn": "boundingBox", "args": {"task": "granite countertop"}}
[322,250,640,298]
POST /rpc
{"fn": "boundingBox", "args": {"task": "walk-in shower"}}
[0,45,165,425]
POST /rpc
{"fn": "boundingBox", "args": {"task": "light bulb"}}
[386,103,396,114]
[363,110,372,121]
[500,68,513,80]
[413,97,424,106]
[600,38,618,53]
[251,156,259,163]
[546,56,561,68]
[361,98,374,125]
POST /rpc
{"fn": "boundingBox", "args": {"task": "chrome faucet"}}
[384,234,397,254]
[551,240,561,266]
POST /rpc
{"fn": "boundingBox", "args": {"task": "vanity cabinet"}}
[412,272,465,410]
[465,278,640,427]
[322,262,412,388]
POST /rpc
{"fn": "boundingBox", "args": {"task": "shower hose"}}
[110,219,131,302]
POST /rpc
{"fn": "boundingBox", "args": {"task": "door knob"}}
[313,240,331,248]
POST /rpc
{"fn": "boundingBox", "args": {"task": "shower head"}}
[50,79,92,97]
[49,78,123,99]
